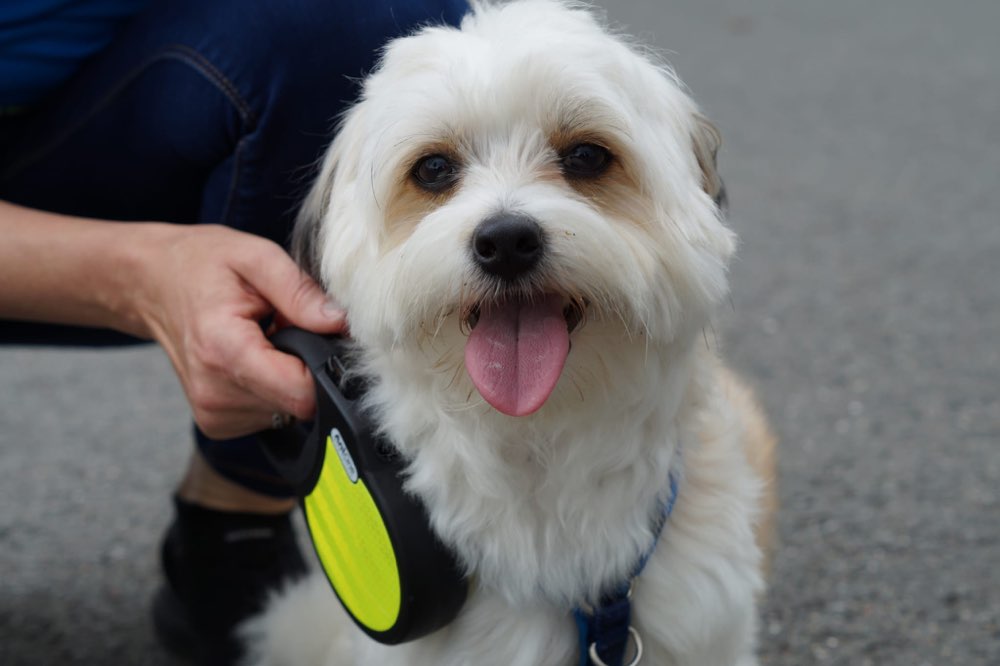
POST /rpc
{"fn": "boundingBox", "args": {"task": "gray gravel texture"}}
[2,0,998,664]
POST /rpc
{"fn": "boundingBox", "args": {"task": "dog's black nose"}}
[471,213,545,281]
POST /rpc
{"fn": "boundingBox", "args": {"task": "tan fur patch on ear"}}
[692,114,725,207]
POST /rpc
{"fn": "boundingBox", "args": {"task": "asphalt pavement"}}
[2,1,998,664]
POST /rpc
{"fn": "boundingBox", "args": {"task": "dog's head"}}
[296,0,735,418]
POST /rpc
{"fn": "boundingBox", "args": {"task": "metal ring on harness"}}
[588,626,643,666]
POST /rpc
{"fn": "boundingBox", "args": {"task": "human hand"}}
[132,224,346,439]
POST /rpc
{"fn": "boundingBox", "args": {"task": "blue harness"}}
[573,473,679,666]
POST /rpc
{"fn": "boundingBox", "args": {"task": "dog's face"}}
[297,0,735,418]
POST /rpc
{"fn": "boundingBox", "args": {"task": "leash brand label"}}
[330,428,358,483]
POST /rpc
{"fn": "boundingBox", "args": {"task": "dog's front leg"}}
[633,541,763,666]
[640,608,759,666]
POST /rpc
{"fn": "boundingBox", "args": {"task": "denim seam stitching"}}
[2,44,258,180]
[167,44,257,126]
[220,134,247,227]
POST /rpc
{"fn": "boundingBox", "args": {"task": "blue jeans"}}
[0,0,468,496]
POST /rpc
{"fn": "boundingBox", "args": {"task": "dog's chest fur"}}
[368,338,690,608]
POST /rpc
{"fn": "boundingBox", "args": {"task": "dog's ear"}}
[691,113,728,213]
[291,147,337,283]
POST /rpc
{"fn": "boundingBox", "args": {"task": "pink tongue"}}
[465,295,569,416]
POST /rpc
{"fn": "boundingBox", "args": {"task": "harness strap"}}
[574,472,679,666]
[574,584,634,666]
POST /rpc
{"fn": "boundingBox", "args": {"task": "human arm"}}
[0,200,345,438]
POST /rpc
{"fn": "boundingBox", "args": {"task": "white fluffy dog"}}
[244,1,776,664]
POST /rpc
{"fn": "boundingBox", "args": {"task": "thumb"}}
[236,242,347,333]
[280,272,347,333]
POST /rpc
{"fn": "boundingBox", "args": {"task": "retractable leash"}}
[257,328,468,644]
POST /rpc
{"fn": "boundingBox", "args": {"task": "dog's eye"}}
[560,143,612,178]
[412,154,459,191]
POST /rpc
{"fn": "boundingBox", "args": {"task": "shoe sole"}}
[152,585,198,662]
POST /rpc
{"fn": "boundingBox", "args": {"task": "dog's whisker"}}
[440,390,488,414]
[611,304,635,341]
[444,363,465,391]
[430,311,449,340]
[428,350,451,372]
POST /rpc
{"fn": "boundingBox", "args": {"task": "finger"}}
[195,407,281,441]
[234,241,346,334]
[230,335,319,421]
[185,369,276,425]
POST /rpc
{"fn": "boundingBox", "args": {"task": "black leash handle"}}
[257,327,469,644]
[256,329,358,495]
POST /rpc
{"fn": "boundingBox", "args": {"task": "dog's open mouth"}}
[463,294,585,417]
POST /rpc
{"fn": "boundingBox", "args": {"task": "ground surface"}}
[2,0,998,664]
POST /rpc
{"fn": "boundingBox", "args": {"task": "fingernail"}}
[322,298,345,320]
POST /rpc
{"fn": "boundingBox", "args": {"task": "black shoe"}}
[152,496,307,666]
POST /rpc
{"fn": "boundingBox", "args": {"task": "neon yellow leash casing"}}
[259,328,468,644]
[304,432,401,631]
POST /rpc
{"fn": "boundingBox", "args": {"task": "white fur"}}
[243,2,766,664]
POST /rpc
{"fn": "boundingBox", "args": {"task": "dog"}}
[242,1,776,664]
